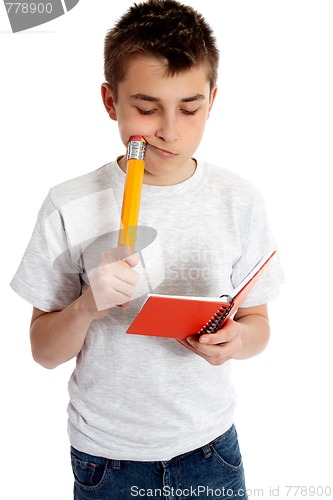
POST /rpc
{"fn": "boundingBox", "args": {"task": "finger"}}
[175,339,209,360]
[186,335,232,360]
[93,287,135,309]
[186,336,215,355]
[198,320,238,345]
[108,274,137,299]
[177,337,237,366]
[176,338,227,365]
[198,332,228,345]
[176,338,198,352]
[113,262,139,286]
[91,272,137,310]
[124,251,140,268]
[99,249,119,265]
[99,246,138,266]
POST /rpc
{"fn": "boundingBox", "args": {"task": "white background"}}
[1,1,332,498]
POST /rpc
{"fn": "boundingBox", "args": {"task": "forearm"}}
[233,313,270,360]
[30,289,97,369]
[29,251,139,369]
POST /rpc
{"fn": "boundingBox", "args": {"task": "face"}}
[101,56,217,185]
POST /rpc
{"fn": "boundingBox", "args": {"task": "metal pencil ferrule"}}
[127,139,147,161]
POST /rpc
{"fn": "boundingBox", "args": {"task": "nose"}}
[155,112,178,143]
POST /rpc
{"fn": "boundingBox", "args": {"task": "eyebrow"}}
[130,93,206,103]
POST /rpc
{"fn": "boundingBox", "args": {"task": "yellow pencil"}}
[118,136,147,249]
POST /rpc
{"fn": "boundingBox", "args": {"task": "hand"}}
[82,247,140,319]
[176,319,243,366]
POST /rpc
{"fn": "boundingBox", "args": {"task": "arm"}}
[30,289,99,370]
[30,250,139,370]
[176,304,270,366]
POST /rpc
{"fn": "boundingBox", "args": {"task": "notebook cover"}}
[126,297,231,338]
[126,250,276,338]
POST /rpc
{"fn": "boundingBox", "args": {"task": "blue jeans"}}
[70,425,247,500]
[71,426,247,500]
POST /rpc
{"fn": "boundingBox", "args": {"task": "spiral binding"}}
[198,303,234,335]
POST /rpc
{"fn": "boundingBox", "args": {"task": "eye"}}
[136,108,156,115]
[181,109,199,116]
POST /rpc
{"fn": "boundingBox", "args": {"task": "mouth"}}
[149,143,177,158]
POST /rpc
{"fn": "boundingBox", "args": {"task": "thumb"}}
[124,251,140,268]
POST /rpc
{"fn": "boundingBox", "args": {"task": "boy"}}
[11,1,282,498]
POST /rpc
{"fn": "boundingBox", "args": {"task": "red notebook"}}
[126,250,276,338]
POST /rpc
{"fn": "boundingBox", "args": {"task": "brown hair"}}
[104,0,219,101]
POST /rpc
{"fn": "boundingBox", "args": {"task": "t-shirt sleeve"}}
[10,192,82,312]
[231,189,284,308]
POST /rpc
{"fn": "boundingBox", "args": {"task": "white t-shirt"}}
[11,159,283,461]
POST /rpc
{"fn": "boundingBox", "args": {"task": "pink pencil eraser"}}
[129,135,145,142]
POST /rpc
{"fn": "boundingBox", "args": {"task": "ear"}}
[101,83,117,121]
[207,86,218,118]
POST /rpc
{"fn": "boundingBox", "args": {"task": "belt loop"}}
[202,443,212,459]
[111,459,121,470]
